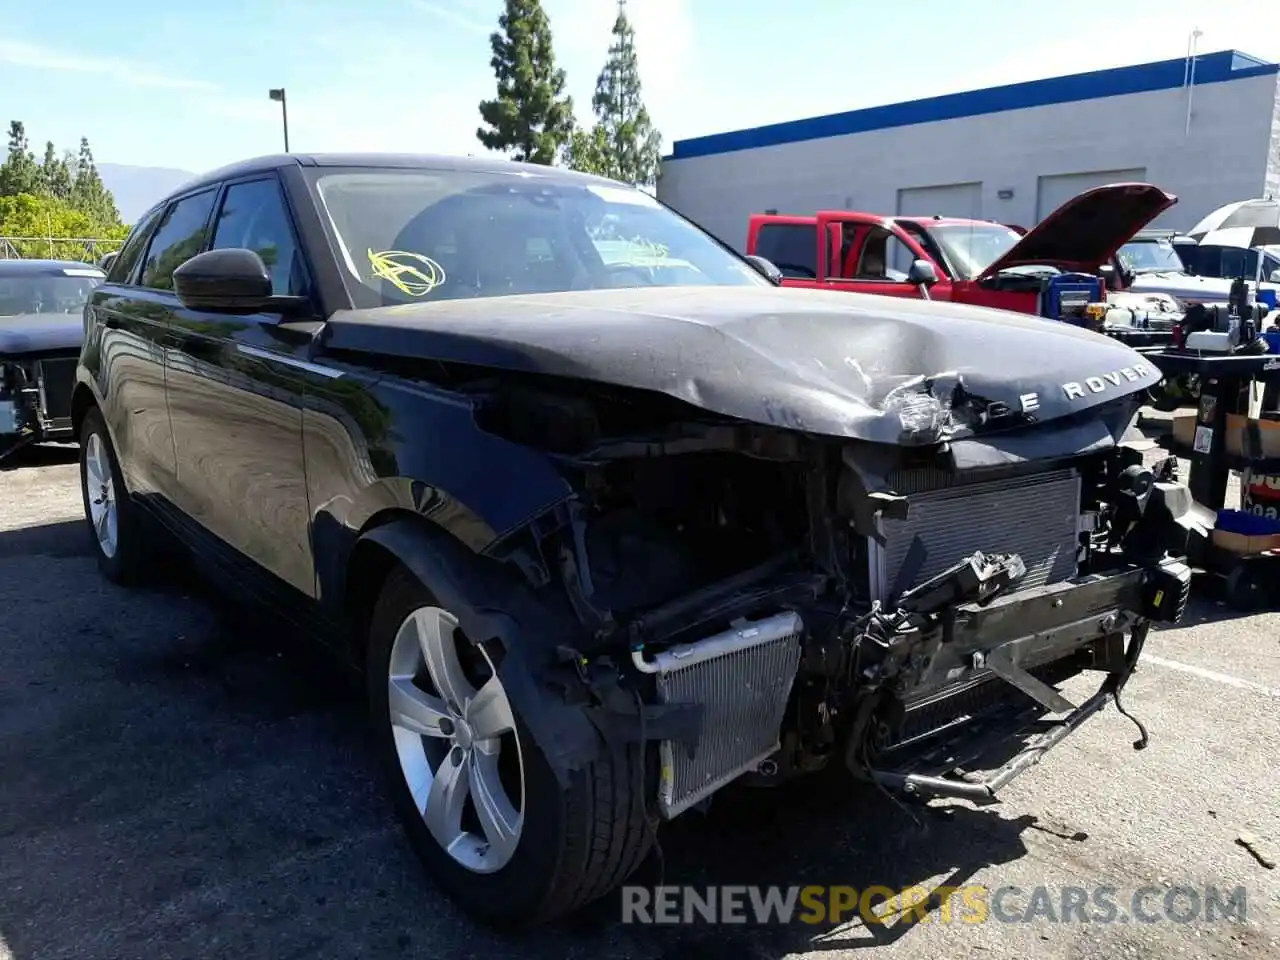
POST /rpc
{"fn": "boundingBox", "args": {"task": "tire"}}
[1224,565,1267,612]
[1146,382,1185,413]
[366,563,653,928]
[79,407,148,585]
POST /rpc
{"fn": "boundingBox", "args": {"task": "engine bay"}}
[472,375,1202,816]
[0,353,78,458]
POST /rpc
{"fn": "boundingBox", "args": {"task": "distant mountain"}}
[97,163,199,224]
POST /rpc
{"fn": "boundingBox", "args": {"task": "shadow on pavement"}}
[0,520,1049,960]
[570,782,1043,958]
[0,442,79,471]
[0,517,93,559]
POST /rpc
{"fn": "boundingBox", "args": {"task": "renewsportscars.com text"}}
[620,884,1249,926]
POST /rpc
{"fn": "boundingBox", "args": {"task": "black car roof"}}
[0,258,103,275]
[175,152,624,198]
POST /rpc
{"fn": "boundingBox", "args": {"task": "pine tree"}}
[40,141,74,200]
[563,125,610,178]
[69,136,120,226]
[566,2,662,187]
[0,121,43,197]
[476,0,575,165]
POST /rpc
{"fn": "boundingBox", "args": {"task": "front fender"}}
[359,518,603,786]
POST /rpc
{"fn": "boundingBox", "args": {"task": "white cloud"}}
[199,84,489,161]
[408,0,493,35]
[283,1,696,161]
[0,38,217,91]
[545,0,695,141]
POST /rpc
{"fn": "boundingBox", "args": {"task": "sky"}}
[2,0,1277,175]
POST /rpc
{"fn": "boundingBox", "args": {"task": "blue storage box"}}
[1264,330,1280,353]
[1215,509,1280,535]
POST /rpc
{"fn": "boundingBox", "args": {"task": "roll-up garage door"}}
[896,182,983,220]
[1035,169,1146,222]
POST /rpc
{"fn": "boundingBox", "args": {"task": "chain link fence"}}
[0,236,125,263]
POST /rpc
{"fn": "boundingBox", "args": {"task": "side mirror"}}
[173,248,273,313]
[1098,263,1115,287]
[907,258,939,299]
[98,251,118,273]
[1269,269,1280,284]
[745,254,783,284]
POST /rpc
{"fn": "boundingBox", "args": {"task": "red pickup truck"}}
[745,182,1175,319]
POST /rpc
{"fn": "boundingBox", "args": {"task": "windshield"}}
[925,223,1023,280]
[1189,244,1280,280]
[1117,239,1186,274]
[0,270,103,316]
[311,168,768,307]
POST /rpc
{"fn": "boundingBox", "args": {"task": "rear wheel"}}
[79,408,148,585]
[366,563,653,927]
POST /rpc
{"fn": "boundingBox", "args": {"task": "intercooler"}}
[647,611,803,818]
[871,468,1082,602]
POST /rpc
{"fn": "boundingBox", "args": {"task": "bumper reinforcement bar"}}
[867,621,1151,803]
[868,685,1112,803]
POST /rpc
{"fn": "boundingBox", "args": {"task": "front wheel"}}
[366,563,653,927]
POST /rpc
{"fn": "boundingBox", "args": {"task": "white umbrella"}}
[1188,198,1280,249]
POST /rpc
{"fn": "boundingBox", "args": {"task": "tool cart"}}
[1143,350,1280,609]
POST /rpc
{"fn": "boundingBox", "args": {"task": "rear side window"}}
[107,206,163,285]
[138,188,218,291]
[754,224,817,279]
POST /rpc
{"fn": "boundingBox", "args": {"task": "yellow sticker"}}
[368,249,446,297]
[1153,589,1164,608]
[628,237,668,260]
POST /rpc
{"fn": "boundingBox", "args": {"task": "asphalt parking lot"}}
[2,441,1278,960]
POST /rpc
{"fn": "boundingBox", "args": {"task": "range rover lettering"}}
[73,153,1202,928]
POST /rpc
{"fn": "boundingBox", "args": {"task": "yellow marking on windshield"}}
[628,238,668,259]
[368,249,446,296]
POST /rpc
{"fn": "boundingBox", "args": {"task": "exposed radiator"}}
[36,358,77,420]
[873,468,1081,602]
[647,611,803,819]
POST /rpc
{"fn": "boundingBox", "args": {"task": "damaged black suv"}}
[73,153,1202,928]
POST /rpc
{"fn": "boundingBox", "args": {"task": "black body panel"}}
[323,286,1163,446]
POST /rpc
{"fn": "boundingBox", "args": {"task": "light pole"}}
[1183,29,1202,137]
[268,88,290,152]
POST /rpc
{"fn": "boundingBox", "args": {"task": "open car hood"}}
[980,183,1177,278]
[324,286,1163,448]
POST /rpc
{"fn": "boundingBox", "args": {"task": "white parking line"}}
[1143,654,1280,699]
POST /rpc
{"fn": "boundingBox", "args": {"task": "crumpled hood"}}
[324,286,1163,446]
[0,312,85,359]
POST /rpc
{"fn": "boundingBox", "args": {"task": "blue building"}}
[657,50,1280,250]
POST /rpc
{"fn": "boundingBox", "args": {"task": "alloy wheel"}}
[387,605,525,874]
[84,432,118,559]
